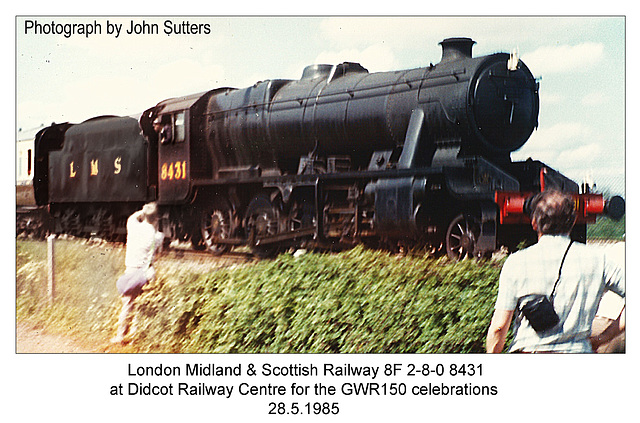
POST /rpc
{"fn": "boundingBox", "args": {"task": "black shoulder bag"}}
[517,241,573,333]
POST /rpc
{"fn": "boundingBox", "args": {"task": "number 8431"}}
[161,161,187,180]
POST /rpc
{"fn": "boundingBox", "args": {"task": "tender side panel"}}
[48,116,149,203]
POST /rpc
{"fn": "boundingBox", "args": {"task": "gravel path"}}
[16,323,104,353]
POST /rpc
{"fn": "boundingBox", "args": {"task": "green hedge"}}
[17,240,504,353]
[133,247,503,353]
[588,215,625,241]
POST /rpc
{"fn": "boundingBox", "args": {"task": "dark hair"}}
[530,190,577,235]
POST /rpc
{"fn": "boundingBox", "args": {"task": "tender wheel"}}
[445,214,480,261]
[199,198,233,255]
[244,194,282,258]
[92,208,115,240]
[60,207,82,236]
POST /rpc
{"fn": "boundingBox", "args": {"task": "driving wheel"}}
[244,194,282,258]
[200,198,233,255]
[445,214,480,261]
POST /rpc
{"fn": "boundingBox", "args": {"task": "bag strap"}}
[508,239,574,352]
[550,240,573,303]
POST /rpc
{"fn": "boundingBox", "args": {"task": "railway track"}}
[163,247,255,261]
[18,234,260,275]
[158,245,258,272]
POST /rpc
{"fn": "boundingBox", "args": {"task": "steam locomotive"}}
[25,37,624,258]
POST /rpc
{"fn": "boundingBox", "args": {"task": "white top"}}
[125,212,164,280]
[495,235,625,352]
[596,242,626,319]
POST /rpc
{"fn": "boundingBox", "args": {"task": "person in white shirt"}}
[111,203,164,344]
[486,190,625,353]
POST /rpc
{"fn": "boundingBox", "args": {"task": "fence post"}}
[47,234,55,303]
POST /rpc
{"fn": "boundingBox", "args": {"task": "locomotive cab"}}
[142,93,204,204]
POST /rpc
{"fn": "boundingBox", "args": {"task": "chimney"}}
[439,37,476,63]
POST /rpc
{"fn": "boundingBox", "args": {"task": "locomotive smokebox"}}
[439,37,476,63]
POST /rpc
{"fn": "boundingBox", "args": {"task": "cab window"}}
[174,112,185,143]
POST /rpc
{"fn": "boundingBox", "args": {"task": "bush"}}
[588,215,625,241]
[133,247,503,353]
[16,239,504,353]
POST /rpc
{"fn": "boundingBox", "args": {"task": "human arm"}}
[590,305,625,351]
[154,232,165,255]
[486,309,514,353]
[591,248,626,351]
[128,210,145,225]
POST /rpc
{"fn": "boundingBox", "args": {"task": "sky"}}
[16,16,626,195]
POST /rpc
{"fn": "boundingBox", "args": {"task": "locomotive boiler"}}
[192,37,537,174]
[30,37,624,258]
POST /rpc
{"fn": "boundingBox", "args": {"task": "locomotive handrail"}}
[190,166,449,187]
[198,65,472,117]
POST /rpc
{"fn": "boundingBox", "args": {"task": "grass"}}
[16,238,125,343]
[16,238,504,353]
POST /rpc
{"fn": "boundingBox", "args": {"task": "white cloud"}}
[539,91,563,105]
[56,74,151,120]
[19,53,227,126]
[319,17,430,48]
[581,91,608,106]
[556,143,601,165]
[17,100,64,131]
[527,122,592,149]
[521,42,604,76]
[553,142,625,194]
[148,59,226,97]
[313,44,398,73]
[511,122,622,191]
[512,121,595,168]
[317,17,604,55]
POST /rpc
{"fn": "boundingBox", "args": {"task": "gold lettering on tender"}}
[114,156,122,174]
[69,161,77,178]
[90,159,99,176]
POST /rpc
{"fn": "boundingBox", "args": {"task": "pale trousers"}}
[114,295,137,341]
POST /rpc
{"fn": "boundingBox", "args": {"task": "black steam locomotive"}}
[30,37,624,258]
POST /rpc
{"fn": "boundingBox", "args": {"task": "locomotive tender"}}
[30,37,624,258]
